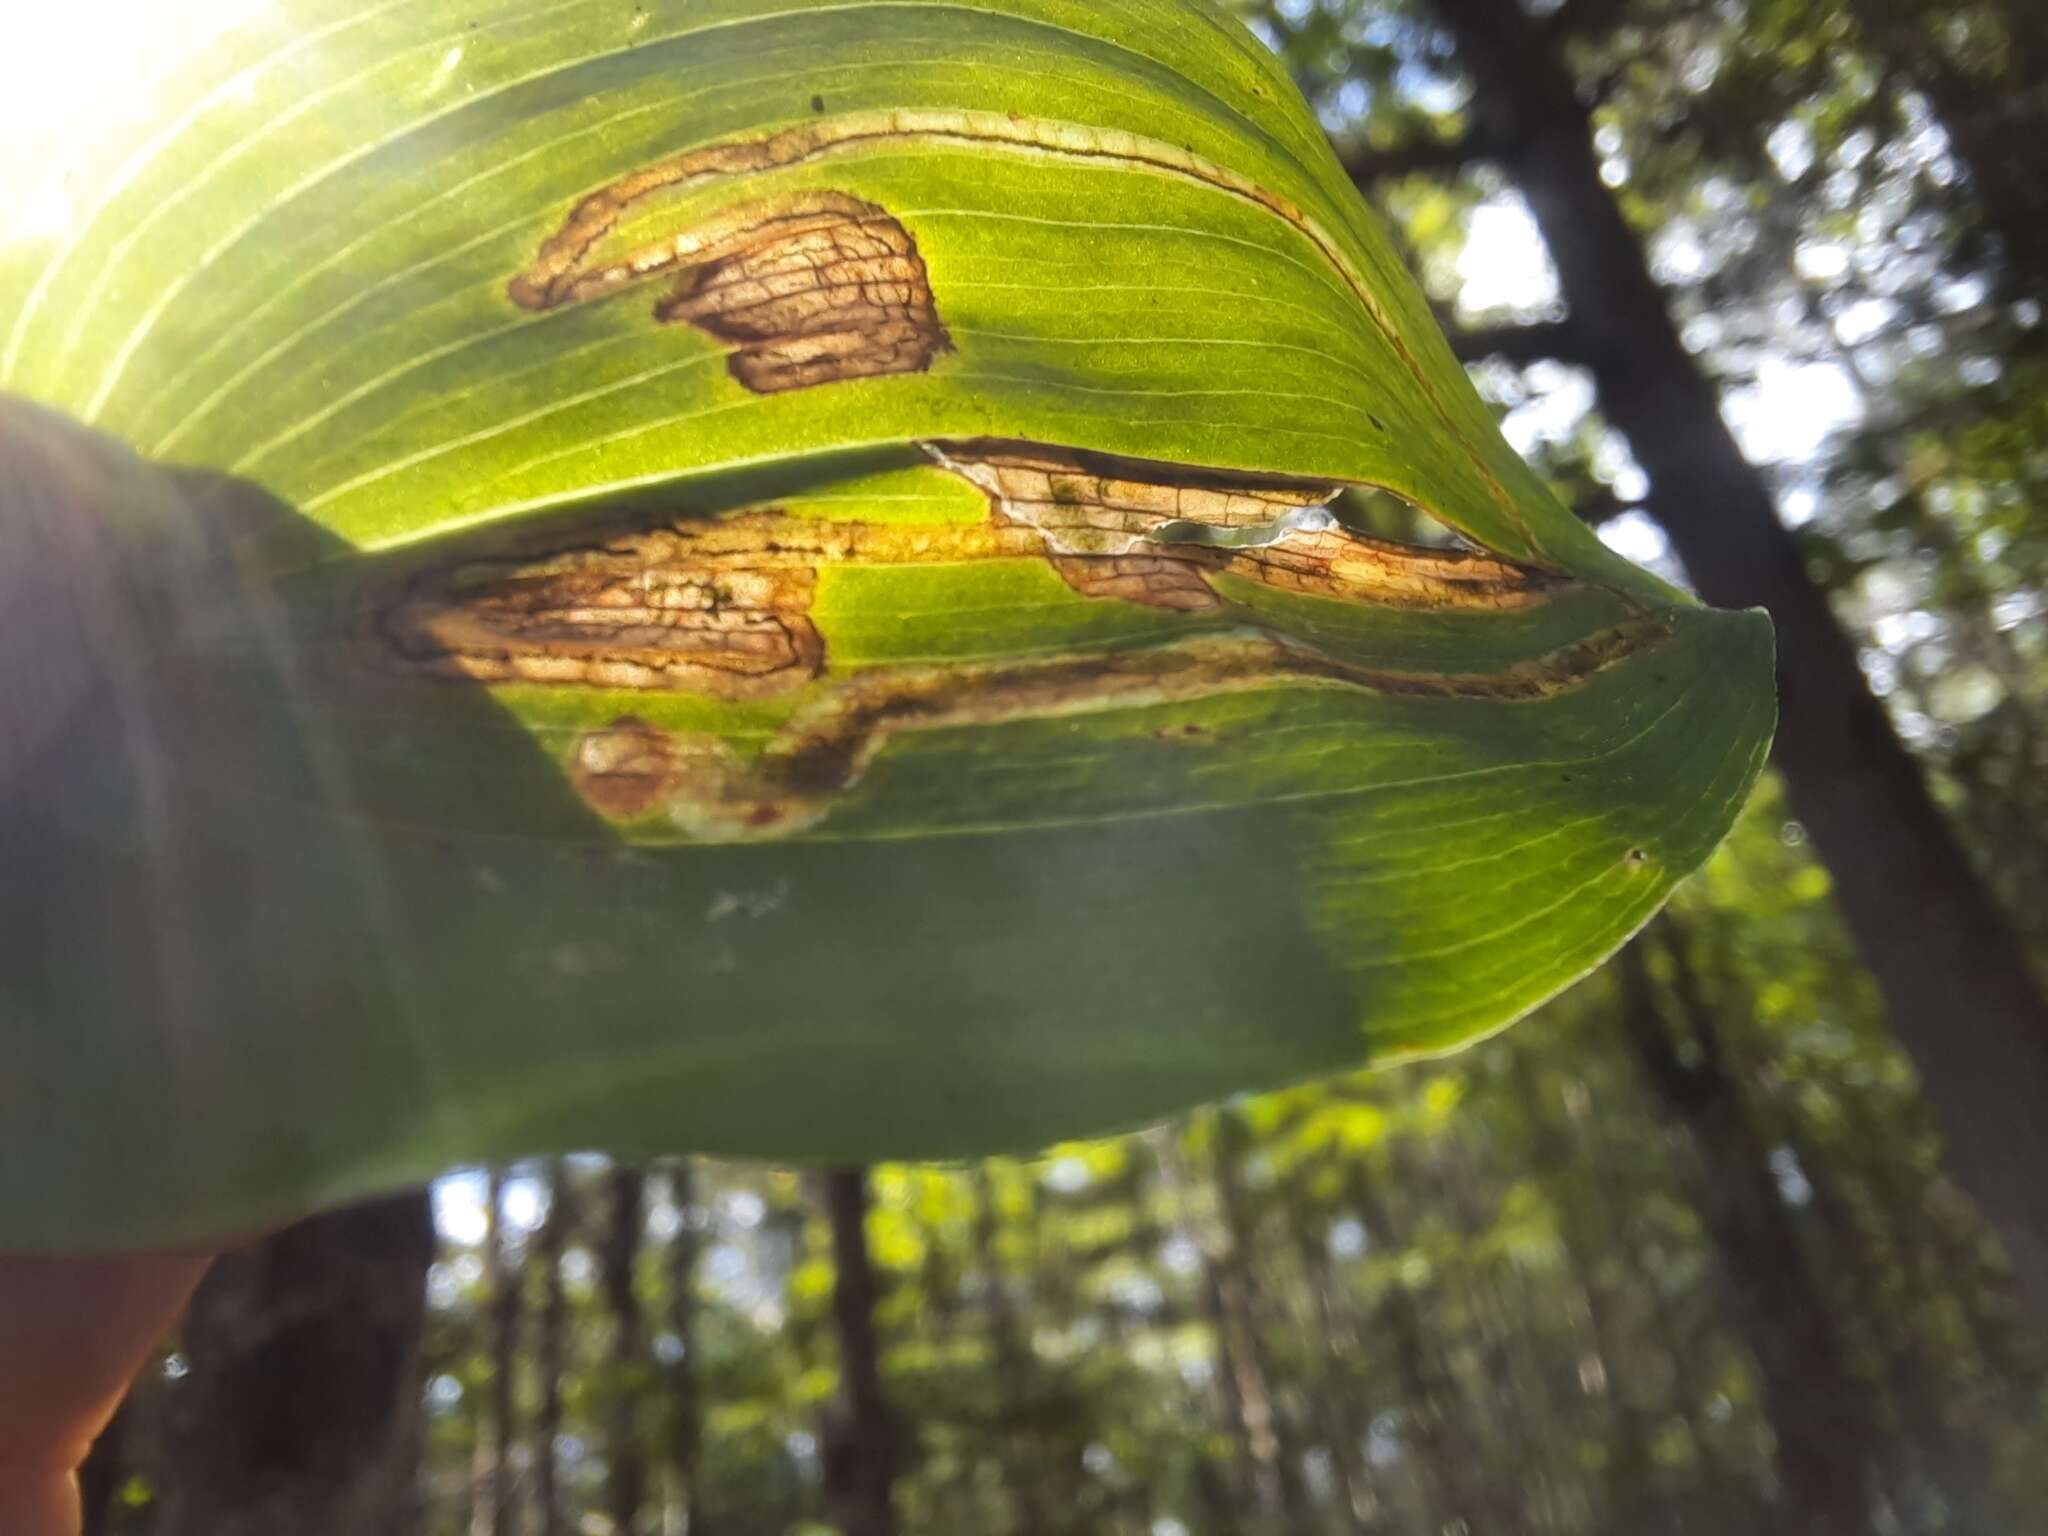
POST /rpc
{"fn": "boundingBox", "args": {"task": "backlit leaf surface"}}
[0,0,1771,1249]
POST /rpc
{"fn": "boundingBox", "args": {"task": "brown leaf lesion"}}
[560,620,1666,834]
[372,443,1575,705]
[927,440,1561,612]
[510,184,948,393]
[649,194,949,393]
[376,526,825,697]
[361,439,1657,834]
[567,716,693,820]
[1044,553,1223,612]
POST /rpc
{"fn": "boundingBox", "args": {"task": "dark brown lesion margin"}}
[926,439,1563,614]
[558,618,1666,836]
[373,522,827,698]
[508,183,949,394]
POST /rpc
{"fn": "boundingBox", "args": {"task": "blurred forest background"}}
[80,0,2048,1532]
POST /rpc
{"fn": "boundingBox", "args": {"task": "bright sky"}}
[1457,196,1563,315]
[1450,190,1863,581]
[1457,191,1864,463]
[0,0,270,244]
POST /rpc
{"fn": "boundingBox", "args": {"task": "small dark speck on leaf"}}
[1625,847,1649,869]
[1368,413,1388,433]
[811,94,826,114]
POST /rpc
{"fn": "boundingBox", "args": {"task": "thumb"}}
[0,1250,214,1536]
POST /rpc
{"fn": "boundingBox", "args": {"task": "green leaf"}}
[0,0,1771,1249]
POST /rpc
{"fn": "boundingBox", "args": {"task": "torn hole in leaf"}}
[926,440,1561,613]
[1331,485,1470,550]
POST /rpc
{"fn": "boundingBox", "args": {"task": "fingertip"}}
[0,1468,80,1536]
[0,1250,213,1481]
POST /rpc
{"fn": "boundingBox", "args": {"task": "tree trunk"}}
[1417,1138,1544,1533]
[1614,931,1880,1536]
[534,1161,570,1536]
[1205,1114,1310,1531]
[1423,0,2048,1318]
[1508,1050,1669,1534]
[664,1160,705,1536]
[478,1169,519,1536]
[819,1166,897,1536]
[158,1191,435,1536]
[1794,1136,1991,1525]
[971,1167,1051,1536]
[1342,1162,1479,1533]
[1635,1227,1773,1533]
[602,1165,648,1536]
[1285,1193,1378,1533]
[1153,1131,1267,1532]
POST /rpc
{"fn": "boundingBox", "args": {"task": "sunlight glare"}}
[1723,359,1864,464]
[0,0,270,244]
[432,1170,490,1246]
